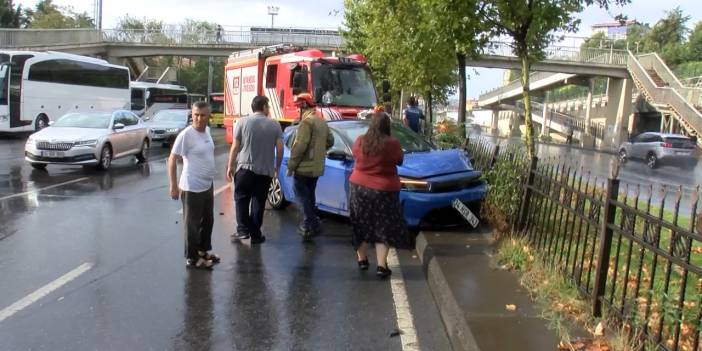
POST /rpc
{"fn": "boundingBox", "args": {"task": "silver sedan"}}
[25,111,150,171]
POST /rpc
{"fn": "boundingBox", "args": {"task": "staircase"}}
[628,52,702,143]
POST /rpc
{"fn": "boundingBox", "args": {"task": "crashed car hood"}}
[399,149,474,179]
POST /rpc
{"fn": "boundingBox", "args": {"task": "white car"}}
[25,111,150,171]
[145,109,191,147]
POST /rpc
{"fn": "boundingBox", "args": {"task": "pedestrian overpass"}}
[476,44,702,149]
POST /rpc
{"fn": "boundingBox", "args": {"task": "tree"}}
[26,0,93,29]
[343,0,458,118]
[480,0,630,158]
[178,57,225,95]
[642,7,690,65]
[0,0,24,28]
[686,22,702,62]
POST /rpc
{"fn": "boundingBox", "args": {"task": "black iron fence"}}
[467,137,702,351]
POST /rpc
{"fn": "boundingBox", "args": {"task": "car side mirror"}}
[113,123,125,130]
[327,150,350,161]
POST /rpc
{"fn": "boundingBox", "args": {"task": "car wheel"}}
[30,163,47,171]
[267,177,289,209]
[97,145,112,171]
[618,149,628,164]
[35,114,49,131]
[646,152,658,169]
[136,139,149,163]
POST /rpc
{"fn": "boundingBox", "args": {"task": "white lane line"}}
[176,183,231,214]
[0,262,93,323]
[387,248,419,351]
[0,177,90,202]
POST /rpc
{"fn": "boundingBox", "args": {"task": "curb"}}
[416,233,480,351]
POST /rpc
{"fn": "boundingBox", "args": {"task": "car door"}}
[315,130,353,214]
[110,112,130,157]
[630,133,649,159]
[123,112,143,153]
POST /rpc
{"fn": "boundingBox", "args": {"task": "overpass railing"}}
[100,29,344,48]
[0,27,344,50]
[478,44,629,103]
[0,28,101,48]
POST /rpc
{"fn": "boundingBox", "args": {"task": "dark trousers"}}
[293,175,319,230]
[234,169,272,238]
[182,186,214,260]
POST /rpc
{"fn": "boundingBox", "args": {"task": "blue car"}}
[267,120,487,228]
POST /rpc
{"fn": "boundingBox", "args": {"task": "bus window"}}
[0,64,8,106]
[10,55,33,128]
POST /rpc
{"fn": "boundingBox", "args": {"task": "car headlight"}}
[74,139,98,147]
[400,177,430,192]
[166,128,179,133]
[26,137,35,145]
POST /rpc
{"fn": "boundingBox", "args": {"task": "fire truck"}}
[223,45,378,143]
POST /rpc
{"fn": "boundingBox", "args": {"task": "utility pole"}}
[207,57,214,98]
[94,0,103,30]
[267,6,279,28]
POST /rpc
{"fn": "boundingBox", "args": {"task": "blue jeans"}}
[293,175,319,231]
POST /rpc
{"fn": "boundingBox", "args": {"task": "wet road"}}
[477,135,701,212]
[0,130,450,351]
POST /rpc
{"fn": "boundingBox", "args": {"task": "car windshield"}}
[335,123,433,153]
[53,113,112,129]
[312,63,376,108]
[153,110,188,122]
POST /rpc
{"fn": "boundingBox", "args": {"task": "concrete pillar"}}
[490,108,499,136]
[604,78,633,149]
[660,114,667,133]
[584,79,594,133]
[541,93,551,138]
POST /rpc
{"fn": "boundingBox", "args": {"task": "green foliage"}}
[26,0,93,29]
[688,22,702,62]
[0,0,25,28]
[432,120,465,149]
[178,58,225,95]
[342,0,458,109]
[674,61,702,80]
[482,146,527,231]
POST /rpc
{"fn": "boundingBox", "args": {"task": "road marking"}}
[0,177,90,202]
[0,262,93,323]
[176,183,231,214]
[387,248,419,351]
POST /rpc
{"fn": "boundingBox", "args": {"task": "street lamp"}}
[267,5,279,28]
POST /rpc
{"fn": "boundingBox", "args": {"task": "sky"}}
[16,0,702,99]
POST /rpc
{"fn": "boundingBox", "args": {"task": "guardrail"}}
[516,100,605,140]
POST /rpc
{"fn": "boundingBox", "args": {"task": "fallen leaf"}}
[505,304,517,311]
[594,322,605,337]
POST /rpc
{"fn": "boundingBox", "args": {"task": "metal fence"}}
[467,137,702,351]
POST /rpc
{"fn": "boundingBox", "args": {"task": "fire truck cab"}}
[223,45,377,144]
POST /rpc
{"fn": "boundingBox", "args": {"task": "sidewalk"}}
[416,228,563,351]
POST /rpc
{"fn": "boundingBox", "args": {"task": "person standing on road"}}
[226,96,283,245]
[287,93,334,241]
[349,108,407,279]
[402,96,424,134]
[168,101,220,270]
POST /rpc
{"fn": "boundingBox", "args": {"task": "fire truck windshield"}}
[312,63,376,108]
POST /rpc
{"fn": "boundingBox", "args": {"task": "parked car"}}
[145,109,192,147]
[618,132,697,169]
[267,120,488,228]
[25,111,150,171]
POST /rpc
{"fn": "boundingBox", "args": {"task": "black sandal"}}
[376,265,392,279]
[358,259,369,271]
[187,258,214,270]
[199,251,221,264]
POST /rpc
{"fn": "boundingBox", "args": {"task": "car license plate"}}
[452,199,480,228]
[41,151,65,158]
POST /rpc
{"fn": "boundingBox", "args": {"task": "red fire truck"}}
[223,45,378,143]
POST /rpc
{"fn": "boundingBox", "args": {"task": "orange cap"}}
[294,93,316,108]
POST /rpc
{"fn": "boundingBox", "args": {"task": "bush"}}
[481,145,528,234]
[432,120,465,149]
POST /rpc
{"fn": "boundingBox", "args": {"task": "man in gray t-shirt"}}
[226,96,283,244]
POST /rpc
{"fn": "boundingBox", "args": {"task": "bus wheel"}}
[35,114,49,131]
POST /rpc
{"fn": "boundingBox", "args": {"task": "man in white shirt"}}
[168,101,219,269]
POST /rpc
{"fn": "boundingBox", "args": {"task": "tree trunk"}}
[521,55,536,158]
[457,53,467,126]
[426,90,433,138]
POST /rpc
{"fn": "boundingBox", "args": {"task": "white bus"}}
[0,51,131,132]
[129,81,188,119]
